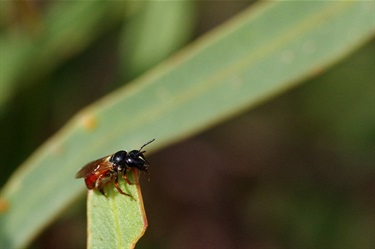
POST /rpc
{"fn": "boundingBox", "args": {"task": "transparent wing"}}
[75,155,112,178]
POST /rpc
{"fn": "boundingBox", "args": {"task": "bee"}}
[75,139,155,198]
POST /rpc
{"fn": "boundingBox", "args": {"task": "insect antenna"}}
[139,139,154,182]
[139,138,155,152]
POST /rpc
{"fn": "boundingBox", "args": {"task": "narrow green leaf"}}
[0,2,374,249]
[87,171,147,249]
[119,1,196,79]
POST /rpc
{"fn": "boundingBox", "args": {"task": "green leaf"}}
[119,1,196,79]
[87,171,147,249]
[0,1,374,249]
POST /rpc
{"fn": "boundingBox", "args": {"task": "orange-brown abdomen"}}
[84,174,98,189]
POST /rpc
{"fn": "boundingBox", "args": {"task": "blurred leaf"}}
[0,1,128,109]
[0,1,374,249]
[299,41,375,151]
[119,1,196,80]
[87,171,147,249]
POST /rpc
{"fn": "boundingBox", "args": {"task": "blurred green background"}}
[1,1,374,249]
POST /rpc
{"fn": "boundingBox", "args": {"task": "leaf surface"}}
[87,171,147,249]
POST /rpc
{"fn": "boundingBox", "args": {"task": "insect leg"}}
[114,174,135,200]
[95,172,112,196]
[123,173,135,185]
[97,186,106,196]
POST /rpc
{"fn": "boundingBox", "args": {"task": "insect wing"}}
[75,155,112,178]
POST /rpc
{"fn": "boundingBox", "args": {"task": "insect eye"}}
[126,152,141,165]
[111,151,127,164]
[128,150,138,156]
[126,151,148,171]
[125,157,140,167]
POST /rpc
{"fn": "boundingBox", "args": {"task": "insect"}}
[75,139,155,198]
